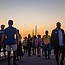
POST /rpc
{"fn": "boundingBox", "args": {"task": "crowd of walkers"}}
[0,20,65,65]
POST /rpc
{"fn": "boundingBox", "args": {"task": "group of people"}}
[23,22,65,65]
[0,20,65,65]
[23,31,51,58]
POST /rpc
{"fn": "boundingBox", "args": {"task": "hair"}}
[33,35,36,38]
[8,20,13,25]
[56,22,61,26]
[24,37,27,39]
[28,34,31,38]
[1,24,5,28]
[45,30,48,33]
[37,35,41,38]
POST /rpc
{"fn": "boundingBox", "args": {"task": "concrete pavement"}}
[0,54,65,65]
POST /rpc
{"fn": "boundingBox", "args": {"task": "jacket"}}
[51,28,65,47]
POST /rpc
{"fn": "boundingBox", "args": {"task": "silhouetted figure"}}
[23,37,27,55]
[2,20,18,65]
[51,22,65,65]
[27,34,32,56]
[16,30,23,60]
[0,24,6,57]
[42,30,51,59]
[35,35,42,57]
[32,35,36,55]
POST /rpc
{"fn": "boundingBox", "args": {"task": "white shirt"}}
[58,29,64,46]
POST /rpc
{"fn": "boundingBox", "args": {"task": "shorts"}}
[6,44,17,51]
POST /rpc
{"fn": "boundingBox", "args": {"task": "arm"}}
[16,33,20,45]
[50,30,55,48]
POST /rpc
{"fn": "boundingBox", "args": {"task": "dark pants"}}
[8,51,16,65]
[54,45,65,65]
[3,44,6,57]
[32,45,36,55]
[17,45,23,59]
[0,42,2,54]
[0,45,1,53]
[23,46,27,54]
[44,44,51,58]
[28,47,31,56]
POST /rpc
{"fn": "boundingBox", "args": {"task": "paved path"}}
[0,54,65,65]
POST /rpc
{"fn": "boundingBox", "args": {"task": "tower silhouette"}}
[35,25,37,36]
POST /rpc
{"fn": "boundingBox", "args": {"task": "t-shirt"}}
[58,30,64,46]
[32,37,36,45]
[43,35,50,44]
[35,38,42,47]
[4,26,17,45]
[23,40,27,46]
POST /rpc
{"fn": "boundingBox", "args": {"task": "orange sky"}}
[0,0,65,38]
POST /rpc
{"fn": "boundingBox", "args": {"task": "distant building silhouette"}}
[35,25,37,36]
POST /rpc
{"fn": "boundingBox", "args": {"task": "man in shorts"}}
[2,20,18,65]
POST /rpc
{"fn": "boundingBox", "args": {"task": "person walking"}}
[23,37,27,55]
[35,35,42,57]
[42,30,51,59]
[0,24,6,56]
[51,22,65,65]
[2,20,18,65]
[27,34,32,56]
[16,30,23,60]
[32,35,36,55]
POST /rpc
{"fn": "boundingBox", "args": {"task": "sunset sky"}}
[0,0,65,38]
